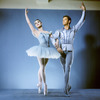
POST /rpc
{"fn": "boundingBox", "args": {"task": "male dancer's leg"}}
[60,53,67,93]
[60,53,66,73]
[64,52,72,94]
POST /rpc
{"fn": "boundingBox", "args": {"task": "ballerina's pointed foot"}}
[37,83,42,94]
[44,84,47,96]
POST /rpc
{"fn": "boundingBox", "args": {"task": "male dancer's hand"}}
[49,33,52,37]
[57,48,66,58]
[80,2,86,11]
[55,39,65,55]
[55,39,59,49]
[57,48,63,54]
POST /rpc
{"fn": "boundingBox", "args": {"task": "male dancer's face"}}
[63,17,70,26]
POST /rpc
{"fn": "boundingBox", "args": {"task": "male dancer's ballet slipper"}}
[64,85,71,95]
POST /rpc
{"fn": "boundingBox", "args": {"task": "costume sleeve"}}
[50,30,60,46]
[73,10,86,32]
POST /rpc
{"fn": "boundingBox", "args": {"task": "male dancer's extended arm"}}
[70,3,86,39]
[73,2,86,32]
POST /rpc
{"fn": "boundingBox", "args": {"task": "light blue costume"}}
[26,32,60,59]
[51,10,86,93]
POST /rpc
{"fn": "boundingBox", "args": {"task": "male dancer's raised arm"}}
[71,2,86,38]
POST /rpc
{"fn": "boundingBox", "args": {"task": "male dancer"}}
[51,2,86,95]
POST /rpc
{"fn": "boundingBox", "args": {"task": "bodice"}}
[38,33,50,47]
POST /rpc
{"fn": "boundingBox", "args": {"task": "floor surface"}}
[0,89,100,100]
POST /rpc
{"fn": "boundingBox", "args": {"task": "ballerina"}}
[25,8,60,96]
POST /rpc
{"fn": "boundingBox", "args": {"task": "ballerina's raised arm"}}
[25,8,38,37]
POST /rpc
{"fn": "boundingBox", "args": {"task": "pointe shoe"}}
[37,83,42,94]
[44,84,47,96]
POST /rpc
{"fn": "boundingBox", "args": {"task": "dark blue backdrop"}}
[0,9,100,89]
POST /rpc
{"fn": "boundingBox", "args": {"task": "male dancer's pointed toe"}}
[64,85,71,95]
[64,89,69,95]
[68,85,71,92]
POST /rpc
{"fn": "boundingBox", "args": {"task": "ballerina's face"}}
[34,20,42,28]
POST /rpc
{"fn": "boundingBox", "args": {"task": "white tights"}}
[37,58,48,85]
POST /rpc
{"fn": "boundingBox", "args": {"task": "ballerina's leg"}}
[38,58,48,95]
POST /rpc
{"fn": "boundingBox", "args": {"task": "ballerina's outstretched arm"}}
[25,8,38,37]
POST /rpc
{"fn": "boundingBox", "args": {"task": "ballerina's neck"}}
[38,27,43,31]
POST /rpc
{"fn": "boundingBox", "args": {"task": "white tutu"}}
[26,32,60,59]
[26,45,60,59]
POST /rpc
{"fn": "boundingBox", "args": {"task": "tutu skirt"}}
[26,45,60,59]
